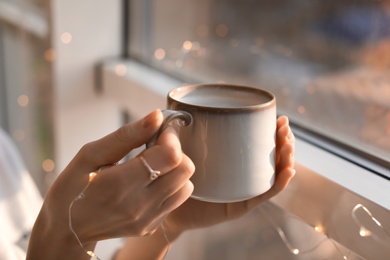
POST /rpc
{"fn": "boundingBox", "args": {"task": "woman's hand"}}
[163,115,295,237]
[27,110,195,260]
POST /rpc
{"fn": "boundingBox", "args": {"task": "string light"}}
[274,223,300,255]
[68,171,171,260]
[161,222,170,259]
[314,225,325,234]
[352,203,390,247]
[259,206,352,259]
[68,172,101,259]
[259,206,331,257]
[259,203,390,259]
[359,227,371,238]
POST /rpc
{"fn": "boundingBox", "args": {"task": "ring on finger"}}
[139,155,161,180]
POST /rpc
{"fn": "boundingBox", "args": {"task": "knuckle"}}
[162,145,182,168]
[123,204,152,236]
[78,142,99,164]
[181,157,195,178]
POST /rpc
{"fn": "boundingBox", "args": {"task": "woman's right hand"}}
[27,110,195,260]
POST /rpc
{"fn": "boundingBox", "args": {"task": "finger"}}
[271,167,296,194]
[74,110,163,171]
[111,126,185,186]
[277,115,289,133]
[137,126,184,183]
[159,181,194,214]
[276,142,295,172]
[275,117,294,164]
[275,116,288,161]
[276,120,291,147]
[148,154,195,196]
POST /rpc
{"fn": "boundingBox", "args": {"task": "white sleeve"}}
[0,128,43,260]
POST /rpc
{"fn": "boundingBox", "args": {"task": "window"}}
[127,0,390,177]
[110,1,390,258]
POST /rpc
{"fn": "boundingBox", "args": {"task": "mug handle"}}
[146,110,192,148]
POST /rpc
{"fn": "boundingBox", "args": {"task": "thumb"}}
[74,109,163,171]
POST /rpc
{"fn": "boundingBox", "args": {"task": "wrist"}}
[114,223,182,260]
[161,220,183,243]
[27,207,97,260]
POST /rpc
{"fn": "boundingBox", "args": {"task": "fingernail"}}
[142,110,159,128]
[291,169,296,177]
[287,129,294,140]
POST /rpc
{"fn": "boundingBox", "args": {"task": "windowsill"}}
[100,59,390,258]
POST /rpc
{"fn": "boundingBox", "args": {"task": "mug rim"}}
[168,83,276,111]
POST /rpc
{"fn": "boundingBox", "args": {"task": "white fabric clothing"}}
[0,128,43,260]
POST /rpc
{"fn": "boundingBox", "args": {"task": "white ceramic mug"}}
[148,84,276,202]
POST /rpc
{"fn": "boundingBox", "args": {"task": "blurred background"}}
[1,0,389,259]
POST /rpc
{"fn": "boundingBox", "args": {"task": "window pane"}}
[128,0,390,163]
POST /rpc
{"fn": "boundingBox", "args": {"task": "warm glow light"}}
[17,95,29,107]
[114,64,127,76]
[215,24,228,37]
[42,159,55,172]
[298,105,306,114]
[352,203,389,243]
[292,249,300,255]
[89,172,97,182]
[44,48,56,62]
[359,227,372,237]
[87,251,98,259]
[60,32,72,44]
[182,41,193,51]
[154,48,166,60]
[314,225,324,234]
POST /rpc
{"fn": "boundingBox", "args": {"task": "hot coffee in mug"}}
[149,84,276,203]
